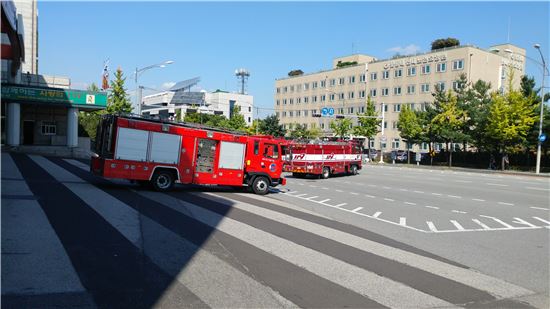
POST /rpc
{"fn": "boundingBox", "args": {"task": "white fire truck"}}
[91,114,287,194]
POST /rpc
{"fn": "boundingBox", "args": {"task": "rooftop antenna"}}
[235,68,250,94]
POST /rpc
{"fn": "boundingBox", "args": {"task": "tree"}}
[246,119,262,135]
[78,83,103,141]
[259,115,286,137]
[288,69,304,77]
[461,79,493,152]
[107,67,133,114]
[330,118,352,139]
[352,96,379,159]
[397,105,423,164]
[289,124,309,139]
[431,38,460,50]
[88,82,99,92]
[486,79,537,170]
[227,105,247,131]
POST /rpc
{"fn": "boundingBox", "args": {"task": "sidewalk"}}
[366,161,550,178]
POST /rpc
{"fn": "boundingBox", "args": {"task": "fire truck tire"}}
[321,167,330,179]
[152,170,175,192]
[252,176,270,195]
[350,165,359,175]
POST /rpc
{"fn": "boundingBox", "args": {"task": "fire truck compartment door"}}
[115,128,149,161]
[218,141,245,170]
[149,132,181,164]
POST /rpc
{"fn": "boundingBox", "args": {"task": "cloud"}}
[387,44,421,55]
[160,81,176,90]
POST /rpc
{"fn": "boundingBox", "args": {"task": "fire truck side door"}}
[178,136,196,184]
[261,142,280,176]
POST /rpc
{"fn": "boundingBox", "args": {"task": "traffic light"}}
[312,113,322,117]
[335,115,345,119]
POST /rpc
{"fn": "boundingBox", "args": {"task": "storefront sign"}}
[1,85,107,108]
[384,53,447,69]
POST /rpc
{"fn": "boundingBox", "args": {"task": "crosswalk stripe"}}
[139,190,455,308]
[190,192,534,301]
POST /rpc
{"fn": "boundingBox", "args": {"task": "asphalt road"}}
[2,153,549,308]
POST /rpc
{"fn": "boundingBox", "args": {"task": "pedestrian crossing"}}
[1,153,541,308]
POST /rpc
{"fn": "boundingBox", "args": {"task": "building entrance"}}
[23,120,35,145]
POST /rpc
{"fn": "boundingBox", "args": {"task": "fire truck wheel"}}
[152,170,175,192]
[350,165,358,175]
[252,176,270,195]
[321,167,330,179]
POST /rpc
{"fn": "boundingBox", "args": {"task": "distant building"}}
[142,78,254,126]
[274,43,526,152]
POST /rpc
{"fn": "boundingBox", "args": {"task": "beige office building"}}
[274,43,526,152]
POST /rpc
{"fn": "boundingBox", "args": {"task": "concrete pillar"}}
[7,103,21,146]
[67,107,78,147]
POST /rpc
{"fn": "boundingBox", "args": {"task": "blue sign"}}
[328,108,334,116]
[539,133,547,142]
[321,107,328,116]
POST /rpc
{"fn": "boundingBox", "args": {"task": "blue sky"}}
[38,1,549,118]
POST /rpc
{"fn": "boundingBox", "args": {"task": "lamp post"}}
[379,103,385,163]
[534,44,547,174]
[134,60,174,115]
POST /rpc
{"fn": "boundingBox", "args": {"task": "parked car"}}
[363,148,378,160]
[391,150,408,162]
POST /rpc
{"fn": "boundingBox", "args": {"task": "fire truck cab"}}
[91,114,286,194]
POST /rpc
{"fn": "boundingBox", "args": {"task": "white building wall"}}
[14,0,38,74]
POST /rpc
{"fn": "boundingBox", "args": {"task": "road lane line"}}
[450,220,465,231]
[334,203,347,207]
[451,210,467,214]
[512,218,537,228]
[400,188,408,192]
[431,193,442,196]
[472,198,485,202]
[351,207,363,213]
[384,198,395,202]
[525,187,550,191]
[321,187,329,190]
[479,216,514,228]
[365,194,375,198]
[532,217,550,225]
[497,202,514,206]
[413,190,424,194]
[426,222,438,232]
[350,192,359,195]
[404,202,417,206]
[530,207,549,211]
[305,196,319,200]
[318,199,331,203]
[486,183,508,187]
[447,195,462,199]
[425,206,440,210]
[472,219,491,230]
[399,217,407,226]
[335,189,344,192]
[294,194,307,197]
[382,186,391,189]
[372,212,382,218]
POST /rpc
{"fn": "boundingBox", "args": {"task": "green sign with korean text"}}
[1,85,107,108]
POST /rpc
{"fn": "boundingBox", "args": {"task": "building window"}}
[383,121,387,129]
[348,91,355,99]
[382,70,390,79]
[360,74,366,82]
[248,106,252,112]
[394,104,401,112]
[393,87,402,95]
[407,85,415,94]
[304,83,309,90]
[452,81,461,91]
[321,123,325,129]
[330,79,336,86]
[296,111,301,117]
[297,97,301,104]
[394,68,403,78]
[312,95,317,103]
[312,81,318,89]
[370,72,378,80]
[303,110,308,117]
[452,59,464,70]
[349,76,356,84]
[392,138,400,149]
[283,86,288,93]
[360,106,365,113]
[338,77,345,85]
[41,121,57,135]
[304,97,309,103]
[436,82,445,91]
[290,98,294,104]
[289,111,293,117]
[436,62,447,72]
[283,99,287,105]
[392,121,397,129]
[338,92,344,100]
[384,104,388,112]
[382,88,389,96]
[407,67,416,76]
[248,117,251,123]
[290,85,295,92]
[276,87,280,93]
[282,111,287,117]
[276,112,280,118]
[360,90,366,98]
[320,80,326,88]
[421,83,430,93]
[338,107,344,114]
[311,109,317,114]
[330,94,335,101]
[276,100,280,105]
[421,65,431,75]
[348,107,354,114]
[296,84,302,92]
[321,95,326,102]
[370,89,377,97]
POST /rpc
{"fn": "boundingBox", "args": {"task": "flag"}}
[101,59,109,90]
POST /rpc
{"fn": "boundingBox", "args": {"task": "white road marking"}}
[532,217,550,225]
[447,195,462,199]
[455,180,472,183]
[425,206,440,210]
[472,198,485,202]
[318,199,331,203]
[530,207,549,211]
[365,194,376,198]
[525,186,550,191]
[497,202,514,206]
[413,190,424,194]
[451,210,467,214]
[399,217,407,226]
[512,218,537,228]
[335,189,344,192]
[382,186,392,189]
[450,220,465,230]
[334,203,347,207]
[321,187,329,190]
[367,184,377,187]
[350,192,359,195]
[351,207,363,213]
[372,211,382,218]
[294,194,307,197]
[305,196,319,200]
[479,215,514,228]
[309,185,318,188]
[297,183,305,186]
[404,202,417,206]
[383,198,395,202]
[426,221,438,232]
[399,188,408,192]
[431,193,442,196]
[486,183,508,187]
[472,219,492,230]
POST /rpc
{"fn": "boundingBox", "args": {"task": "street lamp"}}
[534,44,547,174]
[134,60,174,115]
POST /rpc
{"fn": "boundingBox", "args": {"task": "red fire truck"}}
[284,140,362,179]
[90,114,286,194]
